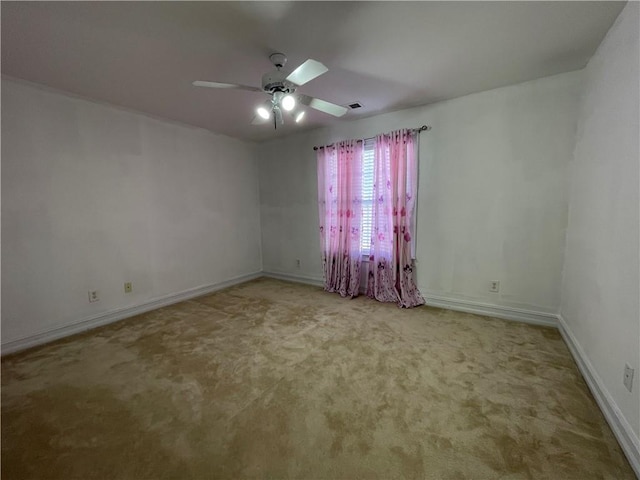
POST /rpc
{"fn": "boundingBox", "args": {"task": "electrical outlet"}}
[296,259,301,269]
[623,364,634,392]
[88,290,99,303]
[124,282,132,293]
[489,281,500,293]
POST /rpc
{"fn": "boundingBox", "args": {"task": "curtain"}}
[366,129,425,308]
[317,140,363,298]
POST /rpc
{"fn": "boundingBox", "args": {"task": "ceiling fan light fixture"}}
[256,106,271,120]
[193,53,346,129]
[281,94,295,111]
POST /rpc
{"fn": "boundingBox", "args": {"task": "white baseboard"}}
[261,274,557,327]
[262,270,324,287]
[557,314,640,477]
[4,271,637,477]
[423,292,558,327]
[262,271,558,327]
[1,271,262,356]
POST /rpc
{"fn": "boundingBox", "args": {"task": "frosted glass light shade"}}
[257,106,270,119]
[281,95,295,111]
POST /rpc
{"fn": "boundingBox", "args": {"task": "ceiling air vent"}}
[347,102,363,109]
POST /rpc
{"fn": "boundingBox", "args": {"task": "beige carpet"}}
[1,278,634,479]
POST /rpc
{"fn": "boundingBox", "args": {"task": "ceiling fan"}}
[193,53,348,129]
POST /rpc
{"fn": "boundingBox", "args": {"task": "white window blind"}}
[360,139,375,254]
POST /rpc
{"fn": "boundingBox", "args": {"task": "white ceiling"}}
[1,1,625,142]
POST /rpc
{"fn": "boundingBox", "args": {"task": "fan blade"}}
[193,81,263,93]
[285,59,328,86]
[297,94,348,117]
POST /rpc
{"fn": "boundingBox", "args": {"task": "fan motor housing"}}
[261,70,294,94]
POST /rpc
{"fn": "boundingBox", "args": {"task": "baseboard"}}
[557,314,640,477]
[5,271,636,476]
[260,274,556,327]
[423,292,558,327]
[261,270,324,287]
[1,271,263,356]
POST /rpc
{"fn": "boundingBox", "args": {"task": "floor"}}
[1,278,635,479]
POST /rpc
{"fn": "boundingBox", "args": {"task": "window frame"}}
[360,138,376,256]
[359,137,418,260]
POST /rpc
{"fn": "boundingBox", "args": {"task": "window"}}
[359,137,418,259]
[360,139,375,254]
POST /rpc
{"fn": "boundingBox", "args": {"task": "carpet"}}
[1,278,634,479]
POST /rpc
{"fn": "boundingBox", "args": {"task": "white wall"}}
[260,70,583,314]
[1,79,262,347]
[561,0,640,444]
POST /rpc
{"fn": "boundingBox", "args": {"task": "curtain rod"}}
[312,125,431,151]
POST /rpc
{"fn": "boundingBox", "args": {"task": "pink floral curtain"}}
[366,129,425,308]
[317,140,363,298]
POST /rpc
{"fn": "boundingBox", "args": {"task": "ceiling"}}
[1,1,625,142]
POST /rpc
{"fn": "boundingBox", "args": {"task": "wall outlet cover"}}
[124,282,132,293]
[489,281,500,293]
[88,290,99,303]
